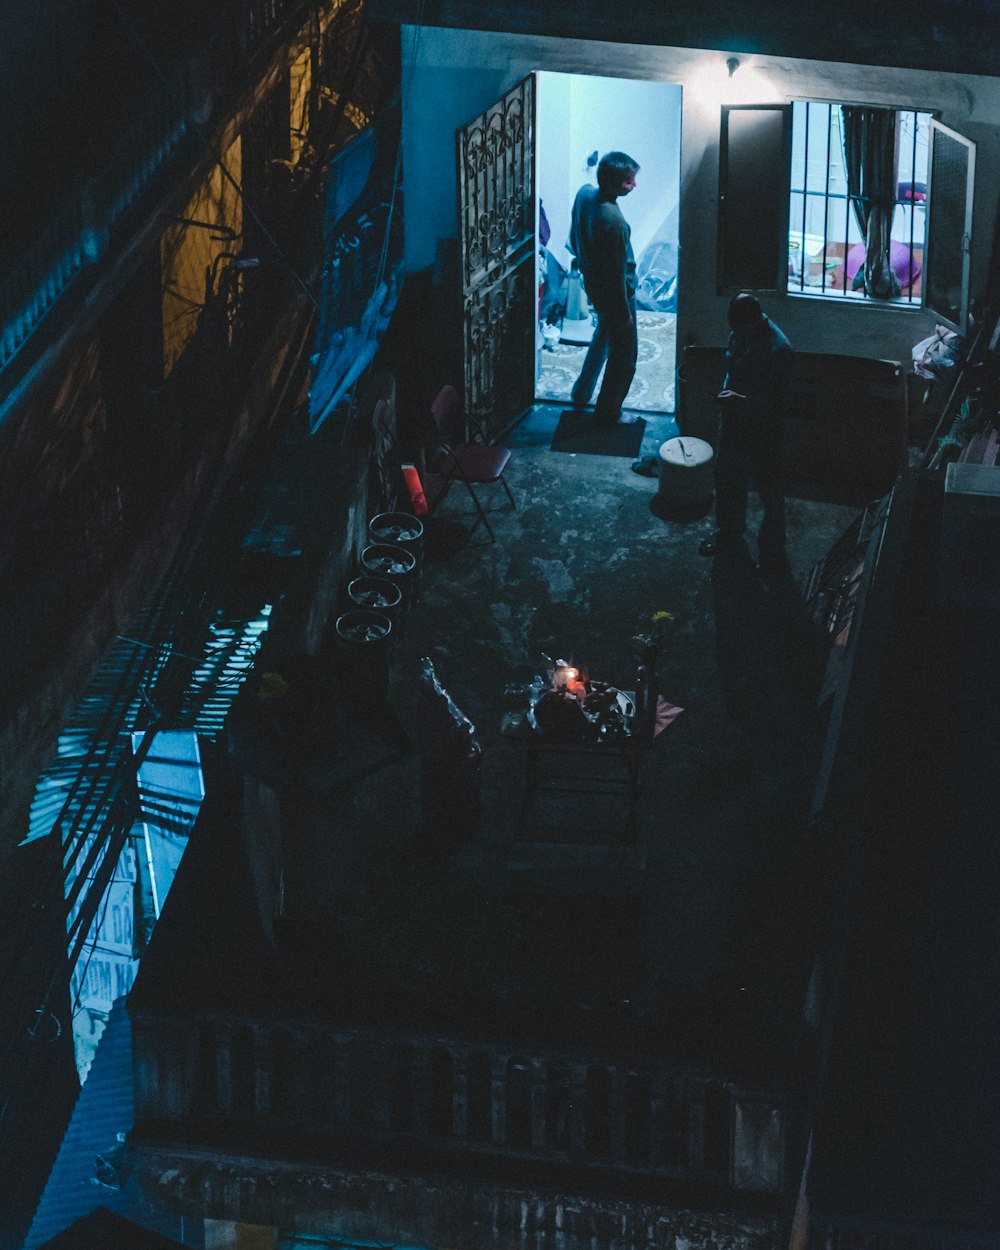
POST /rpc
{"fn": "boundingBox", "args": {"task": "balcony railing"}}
[0,0,310,382]
[132,1015,785,1196]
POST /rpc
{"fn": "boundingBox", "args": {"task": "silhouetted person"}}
[568,151,640,426]
[699,294,793,575]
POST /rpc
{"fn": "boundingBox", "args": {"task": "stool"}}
[656,436,714,508]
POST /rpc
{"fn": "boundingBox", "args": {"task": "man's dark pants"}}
[571,298,638,422]
[714,412,786,562]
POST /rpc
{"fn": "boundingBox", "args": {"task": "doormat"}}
[551,412,646,458]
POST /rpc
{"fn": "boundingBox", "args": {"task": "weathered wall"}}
[400,25,1000,367]
[139,1149,783,1250]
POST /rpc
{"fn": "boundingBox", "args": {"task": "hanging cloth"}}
[841,106,902,300]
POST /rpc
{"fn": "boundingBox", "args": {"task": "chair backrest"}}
[430,384,462,439]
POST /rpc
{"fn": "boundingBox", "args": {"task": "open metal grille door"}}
[458,74,536,440]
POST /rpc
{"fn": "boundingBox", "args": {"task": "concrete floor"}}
[34,397,1000,1239]
[330,401,862,1077]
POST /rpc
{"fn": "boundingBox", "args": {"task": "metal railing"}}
[131,1015,785,1195]
[0,192,94,369]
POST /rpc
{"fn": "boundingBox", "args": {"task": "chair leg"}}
[500,474,516,511]
[425,478,452,525]
[463,480,496,542]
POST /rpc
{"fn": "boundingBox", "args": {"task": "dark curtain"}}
[842,107,901,299]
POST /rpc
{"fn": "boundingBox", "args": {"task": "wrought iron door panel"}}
[463,261,535,436]
[458,74,535,434]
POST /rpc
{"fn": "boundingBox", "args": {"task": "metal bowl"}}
[361,543,417,578]
[334,609,393,644]
[347,575,402,612]
[369,511,424,545]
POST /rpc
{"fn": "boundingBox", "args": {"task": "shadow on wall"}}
[375,262,465,457]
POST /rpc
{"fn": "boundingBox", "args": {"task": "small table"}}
[501,691,646,843]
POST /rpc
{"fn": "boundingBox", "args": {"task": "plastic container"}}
[656,436,715,508]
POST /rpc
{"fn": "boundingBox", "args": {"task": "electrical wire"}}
[69,865,120,1021]
[0,1,334,1019]
[0,228,317,1115]
[0,374,231,1111]
[101,0,321,310]
[0,0,420,1123]
[106,0,420,438]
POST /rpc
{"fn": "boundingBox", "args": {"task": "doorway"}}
[534,73,682,415]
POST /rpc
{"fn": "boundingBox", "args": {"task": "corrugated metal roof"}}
[22,999,186,1250]
[38,1207,186,1249]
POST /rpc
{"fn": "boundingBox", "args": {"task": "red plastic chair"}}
[425,385,515,542]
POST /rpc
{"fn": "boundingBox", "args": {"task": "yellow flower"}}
[652,610,675,623]
[257,671,289,702]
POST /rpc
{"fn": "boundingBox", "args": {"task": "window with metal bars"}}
[788,101,931,304]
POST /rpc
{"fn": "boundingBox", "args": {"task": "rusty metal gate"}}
[457,74,536,440]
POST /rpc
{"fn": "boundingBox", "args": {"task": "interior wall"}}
[401,24,1000,366]
[536,72,574,270]
[538,71,682,273]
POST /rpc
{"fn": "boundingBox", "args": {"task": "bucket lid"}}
[658,436,714,468]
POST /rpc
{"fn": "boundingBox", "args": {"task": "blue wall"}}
[401,27,508,272]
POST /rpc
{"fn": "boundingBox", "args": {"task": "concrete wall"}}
[138,1147,783,1250]
[400,25,1000,366]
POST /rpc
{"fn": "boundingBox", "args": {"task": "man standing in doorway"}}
[568,151,640,426]
[698,293,793,575]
